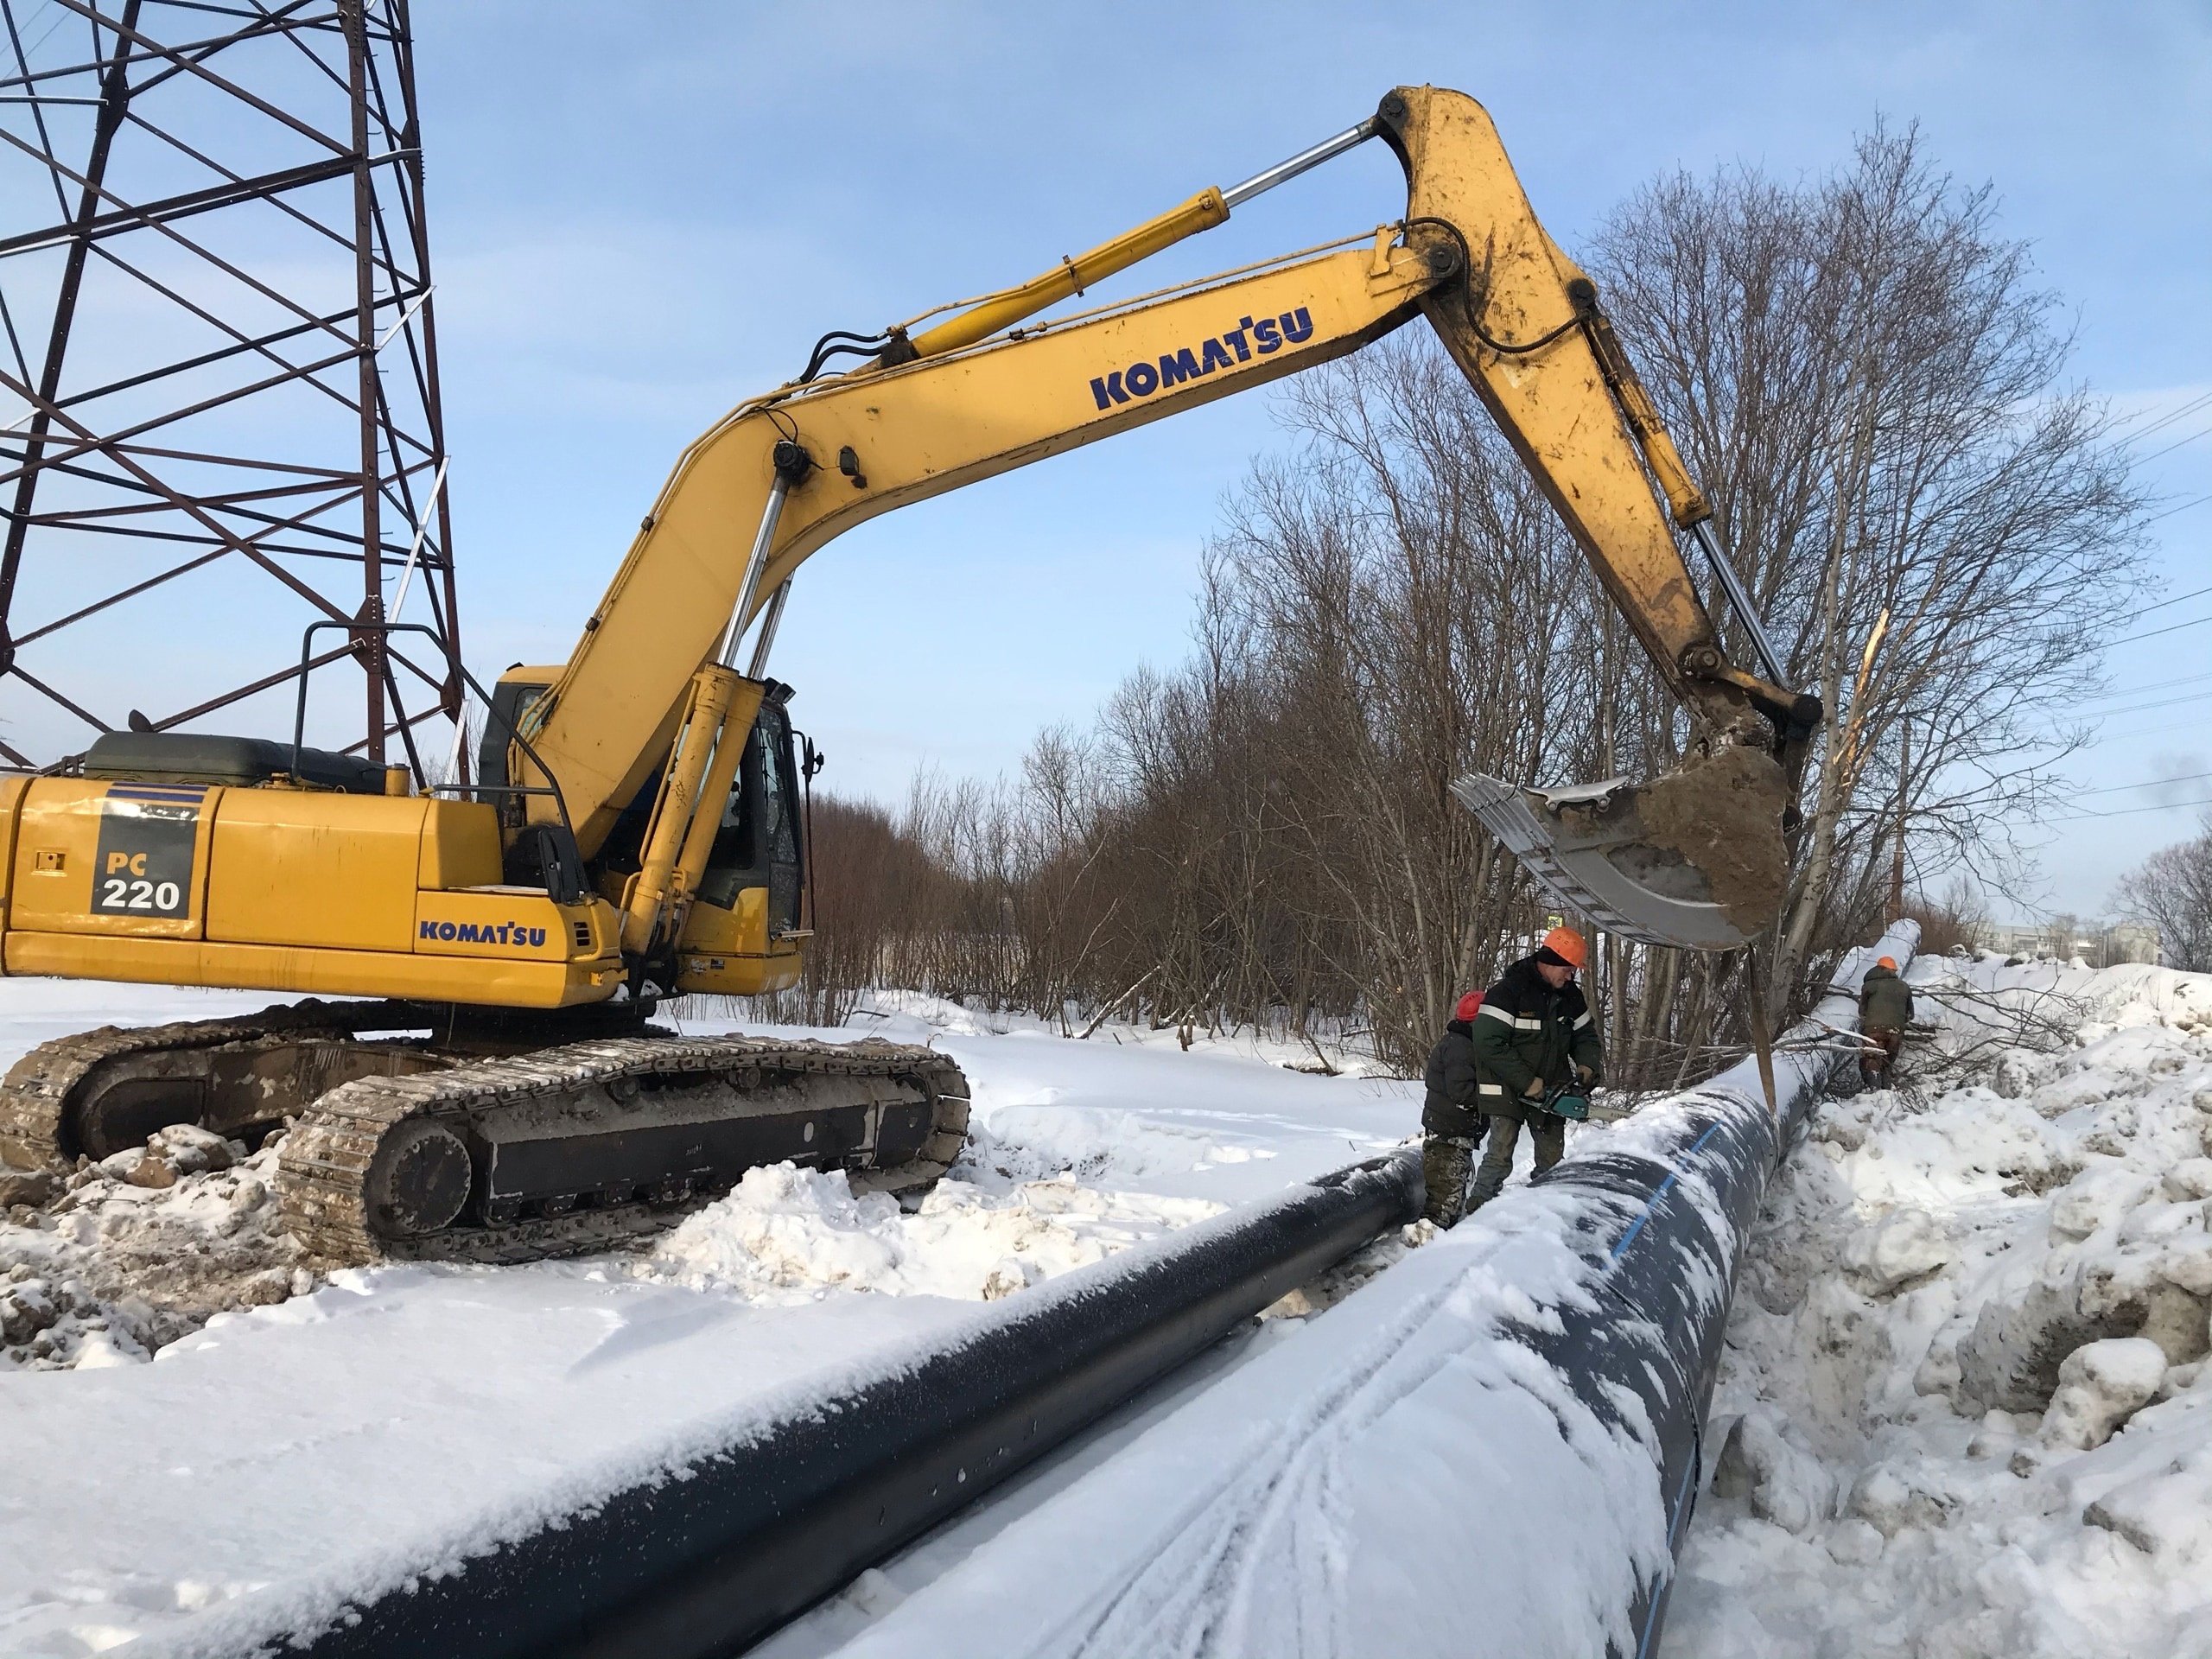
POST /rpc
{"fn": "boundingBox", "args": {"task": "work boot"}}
[1465,1157,1510,1212]
[1421,1135,1475,1227]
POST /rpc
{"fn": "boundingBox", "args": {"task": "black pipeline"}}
[295,1148,1421,1659]
[1517,929,1917,1656]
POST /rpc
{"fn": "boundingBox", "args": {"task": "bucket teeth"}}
[1450,772,1758,950]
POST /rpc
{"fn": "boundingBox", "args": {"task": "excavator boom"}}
[524,84,1816,951]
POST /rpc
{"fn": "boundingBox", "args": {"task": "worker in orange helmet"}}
[1856,952,1914,1086]
[1465,925,1605,1211]
[1419,988,1489,1226]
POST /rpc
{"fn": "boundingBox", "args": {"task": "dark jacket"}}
[1421,1019,1485,1139]
[1859,963,1913,1030]
[1470,955,1604,1117]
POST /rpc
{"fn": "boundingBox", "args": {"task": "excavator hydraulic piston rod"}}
[900,114,1376,367]
[746,577,793,678]
[719,465,798,667]
[1688,518,1789,689]
[1220,116,1379,207]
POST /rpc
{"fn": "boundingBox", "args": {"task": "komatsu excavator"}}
[0,87,1819,1263]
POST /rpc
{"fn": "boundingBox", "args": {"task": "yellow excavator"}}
[0,86,1819,1262]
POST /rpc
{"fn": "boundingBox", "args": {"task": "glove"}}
[1523,1077,1547,1100]
[1575,1065,1595,1087]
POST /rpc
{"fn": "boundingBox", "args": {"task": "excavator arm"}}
[514,84,1820,963]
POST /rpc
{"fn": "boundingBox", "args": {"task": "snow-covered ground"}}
[1666,957,2212,1657]
[10,952,2208,1659]
[0,978,1421,1656]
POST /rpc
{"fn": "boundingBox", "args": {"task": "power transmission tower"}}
[0,0,461,779]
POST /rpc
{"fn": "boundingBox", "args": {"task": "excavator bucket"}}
[1452,745,1792,950]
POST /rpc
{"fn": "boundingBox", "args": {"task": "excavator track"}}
[0,999,427,1170]
[278,1035,969,1267]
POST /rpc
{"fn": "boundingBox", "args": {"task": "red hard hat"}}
[1454,990,1484,1023]
[1877,955,1897,970]
[1541,925,1589,969]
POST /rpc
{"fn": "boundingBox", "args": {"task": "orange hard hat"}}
[1877,955,1897,970]
[1454,990,1484,1022]
[1541,925,1589,969]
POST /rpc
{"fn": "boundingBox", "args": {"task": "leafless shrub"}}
[1902,877,1989,958]
[2112,817,2212,970]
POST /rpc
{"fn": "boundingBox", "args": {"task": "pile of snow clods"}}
[635,1142,1224,1305]
[3,1126,310,1370]
[1668,956,2212,1658]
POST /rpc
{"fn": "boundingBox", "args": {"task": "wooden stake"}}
[1745,944,1779,1123]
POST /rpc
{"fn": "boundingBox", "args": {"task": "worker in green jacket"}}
[1857,953,1913,1085]
[1466,926,1605,1211]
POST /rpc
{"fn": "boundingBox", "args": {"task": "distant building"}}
[1987,921,2160,967]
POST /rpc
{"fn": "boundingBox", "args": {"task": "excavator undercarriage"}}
[1,1001,968,1266]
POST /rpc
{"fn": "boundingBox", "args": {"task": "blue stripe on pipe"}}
[1608,1121,1726,1265]
[1635,1433,1703,1659]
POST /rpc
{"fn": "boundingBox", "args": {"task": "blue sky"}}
[402,0,2208,920]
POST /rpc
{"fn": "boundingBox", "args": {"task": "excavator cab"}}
[694,694,804,930]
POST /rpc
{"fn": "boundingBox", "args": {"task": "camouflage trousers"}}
[1859,1026,1904,1084]
[1421,1133,1478,1228]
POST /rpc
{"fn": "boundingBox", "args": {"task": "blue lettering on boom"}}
[1087,310,1313,409]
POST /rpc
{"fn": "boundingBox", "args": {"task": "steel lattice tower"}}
[0,0,460,778]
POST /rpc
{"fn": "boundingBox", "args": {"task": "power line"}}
[2081,688,2212,722]
[2114,610,2212,646]
[2077,667,2212,707]
[2137,422,2212,466]
[2141,491,2212,527]
[2126,389,2212,442]
[2114,583,2212,626]
[2072,768,2212,798]
[2060,793,2212,821]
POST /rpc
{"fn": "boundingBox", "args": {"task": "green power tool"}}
[1541,1079,1592,1121]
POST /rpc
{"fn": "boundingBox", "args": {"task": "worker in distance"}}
[1856,953,1913,1086]
[1465,926,1605,1212]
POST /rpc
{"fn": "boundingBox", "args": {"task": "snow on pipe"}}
[782,925,1923,1659]
[289,1147,1422,1659]
[1528,921,1922,1656]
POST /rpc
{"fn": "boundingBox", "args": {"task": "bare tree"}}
[2113,820,2212,970]
[1591,124,2153,1017]
[741,124,2155,1091]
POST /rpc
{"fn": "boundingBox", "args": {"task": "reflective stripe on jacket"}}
[1468,954,1604,1109]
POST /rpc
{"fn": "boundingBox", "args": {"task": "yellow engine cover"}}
[0,777,623,1007]
[673,885,804,996]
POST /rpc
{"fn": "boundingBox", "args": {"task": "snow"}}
[12,948,2210,1659]
[0,978,1420,1656]
[1664,953,2212,1657]
[634,1159,1223,1304]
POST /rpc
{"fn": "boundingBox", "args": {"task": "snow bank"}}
[637,1160,1222,1303]
[772,932,1919,1659]
[1666,954,2212,1657]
